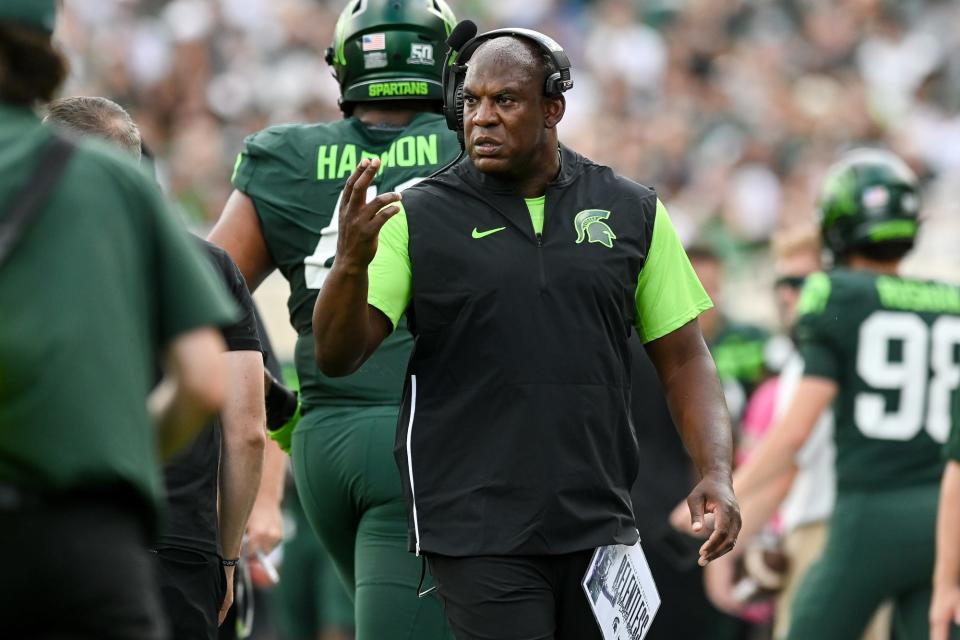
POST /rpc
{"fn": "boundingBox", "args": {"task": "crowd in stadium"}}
[3,0,960,639]
[59,0,960,237]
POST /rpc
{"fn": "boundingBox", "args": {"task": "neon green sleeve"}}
[367,204,412,330]
[794,272,841,381]
[634,200,713,343]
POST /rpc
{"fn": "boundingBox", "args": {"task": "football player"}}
[208,1,460,638]
[931,365,960,639]
[731,149,960,639]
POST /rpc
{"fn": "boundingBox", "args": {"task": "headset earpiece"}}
[442,63,467,134]
[454,82,466,145]
[544,72,562,97]
[442,20,477,135]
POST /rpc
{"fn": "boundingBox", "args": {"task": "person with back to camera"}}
[732,149,960,640]
[0,2,237,638]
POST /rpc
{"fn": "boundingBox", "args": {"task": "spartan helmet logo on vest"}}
[574,209,617,249]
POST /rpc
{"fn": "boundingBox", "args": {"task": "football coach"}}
[312,24,741,639]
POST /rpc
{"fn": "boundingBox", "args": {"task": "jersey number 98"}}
[855,311,960,443]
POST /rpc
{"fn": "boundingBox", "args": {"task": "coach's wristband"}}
[222,558,240,567]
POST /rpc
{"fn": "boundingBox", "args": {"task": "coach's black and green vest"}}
[380,146,712,556]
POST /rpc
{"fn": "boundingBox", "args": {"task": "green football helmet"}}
[817,148,921,259]
[325,0,456,112]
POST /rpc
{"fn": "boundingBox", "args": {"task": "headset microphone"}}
[446,19,477,51]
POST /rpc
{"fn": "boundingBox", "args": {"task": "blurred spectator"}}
[688,245,771,422]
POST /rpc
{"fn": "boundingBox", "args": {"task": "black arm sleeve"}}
[197,238,263,355]
[254,306,283,380]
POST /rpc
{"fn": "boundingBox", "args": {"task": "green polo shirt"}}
[368,197,710,343]
[0,103,237,522]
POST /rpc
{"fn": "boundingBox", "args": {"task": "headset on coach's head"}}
[441,21,574,146]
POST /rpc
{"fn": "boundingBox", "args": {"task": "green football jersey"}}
[233,113,461,408]
[795,268,960,491]
[705,319,770,421]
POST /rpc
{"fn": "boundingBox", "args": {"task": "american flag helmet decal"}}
[362,33,386,51]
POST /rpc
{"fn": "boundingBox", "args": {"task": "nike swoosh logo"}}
[472,226,507,239]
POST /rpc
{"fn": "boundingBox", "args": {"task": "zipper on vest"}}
[536,233,546,290]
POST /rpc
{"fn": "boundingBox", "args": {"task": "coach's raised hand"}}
[335,158,402,272]
[313,158,398,377]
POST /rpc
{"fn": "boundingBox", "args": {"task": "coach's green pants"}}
[786,483,958,640]
[291,406,452,640]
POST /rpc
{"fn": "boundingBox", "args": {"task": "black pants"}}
[154,547,226,640]
[427,551,602,640]
[0,495,166,639]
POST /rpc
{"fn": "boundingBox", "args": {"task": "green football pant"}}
[291,406,452,640]
[786,484,959,640]
[270,492,354,639]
